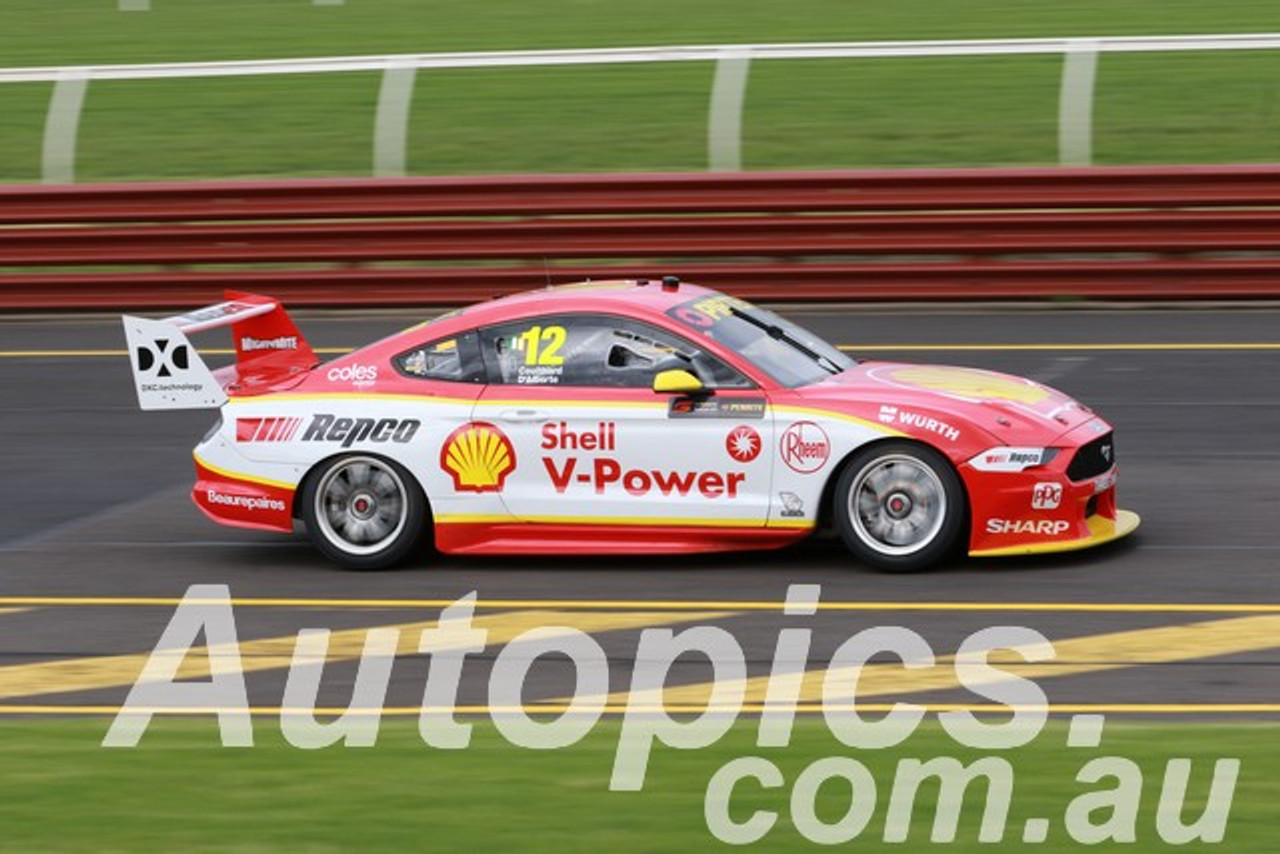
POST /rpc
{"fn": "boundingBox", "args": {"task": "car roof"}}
[433,278,721,329]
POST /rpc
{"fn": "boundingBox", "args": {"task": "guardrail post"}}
[1058,39,1100,166]
[708,48,751,172]
[42,70,90,184]
[373,59,417,177]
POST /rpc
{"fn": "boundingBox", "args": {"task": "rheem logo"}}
[779,421,830,474]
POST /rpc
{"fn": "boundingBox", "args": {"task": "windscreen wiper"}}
[729,306,841,375]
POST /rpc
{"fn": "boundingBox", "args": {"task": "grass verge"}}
[0,717,1272,852]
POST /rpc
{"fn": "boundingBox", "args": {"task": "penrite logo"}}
[1031,482,1063,510]
[301,414,420,448]
[135,338,190,379]
[241,335,298,352]
[725,425,762,463]
[440,422,517,493]
[236,417,303,443]
[779,421,830,474]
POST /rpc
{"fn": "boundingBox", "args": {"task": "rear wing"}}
[122,291,317,410]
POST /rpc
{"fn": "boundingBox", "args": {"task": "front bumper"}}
[963,420,1139,557]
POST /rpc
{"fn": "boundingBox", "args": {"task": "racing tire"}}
[301,454,428,570]
[833,441,965,573]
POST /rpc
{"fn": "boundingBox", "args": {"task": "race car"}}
[122,278,1138,571]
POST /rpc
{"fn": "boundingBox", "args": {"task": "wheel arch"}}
[816,436,971,533]
[293,450,433,521]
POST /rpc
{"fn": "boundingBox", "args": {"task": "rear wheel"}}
[301,455,426,570]
[833,442,965,572]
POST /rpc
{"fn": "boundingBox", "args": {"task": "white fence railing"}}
[8,34,1280,183]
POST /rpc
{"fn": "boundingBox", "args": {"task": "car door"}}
[472,313,775,529]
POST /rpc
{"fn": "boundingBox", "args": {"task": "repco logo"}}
[302,414,419,448]
[779,421,830,473]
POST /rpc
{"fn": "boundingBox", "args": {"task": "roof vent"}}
[661,275,681,292]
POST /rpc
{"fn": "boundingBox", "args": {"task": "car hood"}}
[796,361,1101,446]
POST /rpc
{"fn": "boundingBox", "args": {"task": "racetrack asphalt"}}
[1,306,1278,717]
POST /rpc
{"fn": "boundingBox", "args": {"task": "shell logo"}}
[439,421,517,493]
[882,366,1050,405]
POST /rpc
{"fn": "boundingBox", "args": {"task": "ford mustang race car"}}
[122,279,1138,571]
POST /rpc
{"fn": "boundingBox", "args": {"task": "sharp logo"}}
[236,417,304,443]
[986,519,1072,536]
[301,414,420,448]
[135,338,190,379]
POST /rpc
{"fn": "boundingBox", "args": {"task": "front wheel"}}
[833,442,965,573]
[301,455,427,570]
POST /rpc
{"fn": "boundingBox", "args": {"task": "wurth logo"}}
[236,417,304,443]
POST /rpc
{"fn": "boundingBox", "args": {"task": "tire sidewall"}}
[833,441,966,573]
[301,454,428,570]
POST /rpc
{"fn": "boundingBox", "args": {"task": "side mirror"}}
[652,369,705,395]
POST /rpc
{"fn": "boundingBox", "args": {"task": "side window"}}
[394,331,484,383]
[479,315,754,389]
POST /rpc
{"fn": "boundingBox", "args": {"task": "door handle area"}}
[497,409,550,423]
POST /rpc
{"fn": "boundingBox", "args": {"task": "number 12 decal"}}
[519,325,566,366]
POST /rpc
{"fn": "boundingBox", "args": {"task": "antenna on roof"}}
[543,258,552,289]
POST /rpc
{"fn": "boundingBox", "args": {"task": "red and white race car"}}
[123,279,1138,571]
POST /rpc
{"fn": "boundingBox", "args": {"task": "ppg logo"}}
[1031,482,1063,510]
[135,338,190,378]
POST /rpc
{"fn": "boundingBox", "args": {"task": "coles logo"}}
[327,363,379,388]
[725,425,762,463]
[780,421,830,474]
[440,421,517,493]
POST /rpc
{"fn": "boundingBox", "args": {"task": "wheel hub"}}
[350,491,377,520]
[885,491,913,519]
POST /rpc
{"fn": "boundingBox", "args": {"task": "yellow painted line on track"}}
[4,343,1280,359]
[584,615,1280,709]
[0,609,729,702]
[0,596,1278,614]
[0,608,30,615]
[0,703,1276,716]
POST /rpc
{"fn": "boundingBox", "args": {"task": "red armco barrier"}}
[5,164,1280,309]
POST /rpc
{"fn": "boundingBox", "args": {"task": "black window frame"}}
[476,313,756,390]
[392,330,486,384]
